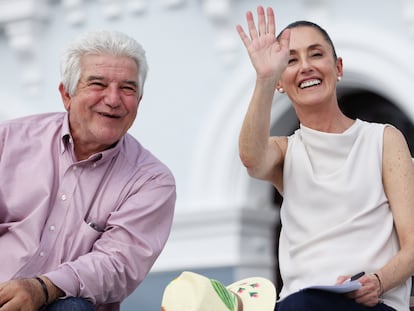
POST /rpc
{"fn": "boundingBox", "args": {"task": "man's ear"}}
[59,83,71,111]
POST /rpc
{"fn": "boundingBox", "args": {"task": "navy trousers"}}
[44,298,95,311]
[276,289,396,311]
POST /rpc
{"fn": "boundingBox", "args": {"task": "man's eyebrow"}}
[86,75,104,82]
[85,76,138,88]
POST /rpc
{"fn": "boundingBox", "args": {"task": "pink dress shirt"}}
[0,112,176,311]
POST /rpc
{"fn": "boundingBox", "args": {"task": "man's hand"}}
[0,278,45,311]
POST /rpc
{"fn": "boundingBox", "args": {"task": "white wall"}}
[1,0,414,309]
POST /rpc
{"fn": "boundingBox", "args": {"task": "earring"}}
[337,76,342,82]
[278,87,284,93]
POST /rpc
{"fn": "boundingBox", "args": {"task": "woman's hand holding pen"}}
[336,272,383,307]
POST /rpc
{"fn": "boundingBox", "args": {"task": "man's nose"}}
[104,85,121,107]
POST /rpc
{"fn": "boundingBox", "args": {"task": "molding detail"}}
[62,0,86,25]
[162,0,186,9]
[126,0,148,14]
[403,0,414,33]
[0,0,236,95]
[0,0,49,24]
[303,0,330,25]
[202,0,238,67]
[202,0,230,20]
[154,207,279,281]
[4,19,45,96]
[0,0,50,96]
[100,0,123,20]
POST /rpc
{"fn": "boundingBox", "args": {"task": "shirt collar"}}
[60,112,124,164]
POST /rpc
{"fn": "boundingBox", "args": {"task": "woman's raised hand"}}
[236,6,290,81]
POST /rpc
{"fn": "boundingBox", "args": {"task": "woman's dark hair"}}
[277,20,338,60]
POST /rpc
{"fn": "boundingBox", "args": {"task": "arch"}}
[186,22,414,211]
[185,62,292,211]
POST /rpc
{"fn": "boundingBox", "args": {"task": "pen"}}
[350,271,365,281]
[88,222,104,233]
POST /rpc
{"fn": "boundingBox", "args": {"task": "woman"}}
[237,6,414,311]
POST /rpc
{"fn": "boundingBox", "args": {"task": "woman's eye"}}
[288,58,297,64]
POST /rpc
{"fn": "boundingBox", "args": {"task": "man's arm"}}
[43,180,176,305]
[0,175,175,310]
[0,277,63,311]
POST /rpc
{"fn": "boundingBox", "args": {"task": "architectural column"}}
[0,0,50,95]
[203,0,238,66]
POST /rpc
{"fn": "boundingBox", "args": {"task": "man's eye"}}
[89,82,105,88]
[122,86,135,91]
[311,52,323,58]
[121,86,137,94]
[288,58,297,64]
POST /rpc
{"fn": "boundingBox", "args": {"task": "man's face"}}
[60,54,141,159]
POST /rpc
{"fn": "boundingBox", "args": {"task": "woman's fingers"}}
[266,7,276,36]
[246,10,258,39]
[257,6,267,36]
[242,6,276,40]
[236,24,251,48]
[278,28,291,52]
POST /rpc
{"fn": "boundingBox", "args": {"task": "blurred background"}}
[1,0,414,310]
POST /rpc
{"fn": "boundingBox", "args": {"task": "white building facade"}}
[1,0,414,310]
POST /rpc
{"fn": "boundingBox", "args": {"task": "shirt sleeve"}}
[44,174,176,305]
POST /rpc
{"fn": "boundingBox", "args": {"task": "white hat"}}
[161,271,276,311]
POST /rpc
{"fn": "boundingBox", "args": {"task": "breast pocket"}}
[63,220,104,258]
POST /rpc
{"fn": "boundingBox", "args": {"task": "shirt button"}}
[73,166,77,171]
[49,225,56,231]
[92,163,97,168]
[39,251,45,257]
[61,194,67,201]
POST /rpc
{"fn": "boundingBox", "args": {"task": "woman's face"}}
[279,26,343,108]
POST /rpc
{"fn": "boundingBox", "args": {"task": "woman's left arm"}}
[353,126,414,307]
[379,125,414,292]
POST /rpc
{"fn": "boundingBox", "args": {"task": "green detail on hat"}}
[210,279,237,311]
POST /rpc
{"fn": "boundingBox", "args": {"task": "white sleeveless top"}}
[278,119,411,310]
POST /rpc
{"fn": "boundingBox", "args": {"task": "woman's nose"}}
[299,57,313,73]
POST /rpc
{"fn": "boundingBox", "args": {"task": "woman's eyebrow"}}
[308,43,324,50]
[289,43,325,54]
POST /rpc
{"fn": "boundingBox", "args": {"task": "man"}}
[0,30,176,311]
